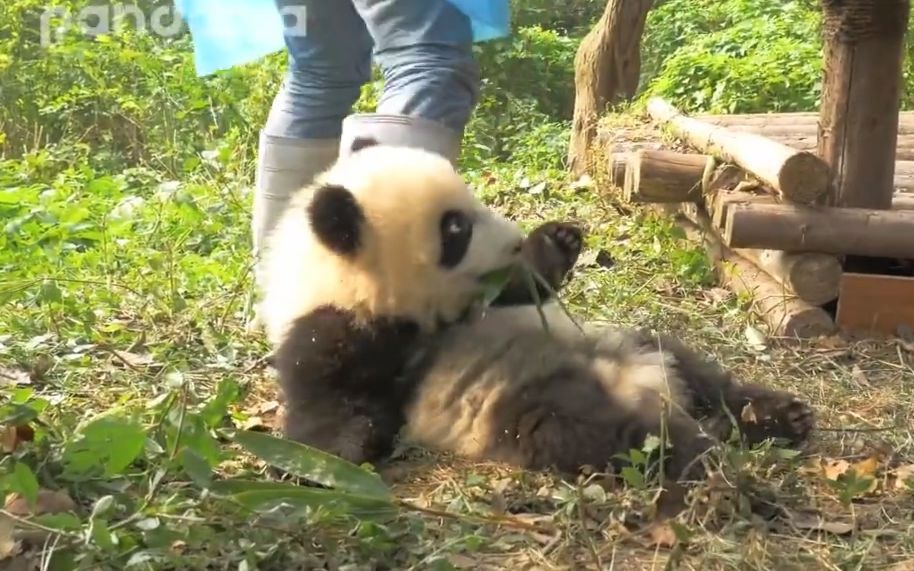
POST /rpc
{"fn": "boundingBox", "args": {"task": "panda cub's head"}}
[261,138,525,345]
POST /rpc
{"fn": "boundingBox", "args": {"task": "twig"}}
[397,499,554,533]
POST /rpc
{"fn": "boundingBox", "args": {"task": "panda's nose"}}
[512,239,523,255]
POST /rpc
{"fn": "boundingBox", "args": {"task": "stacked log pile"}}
[607,97,914,339]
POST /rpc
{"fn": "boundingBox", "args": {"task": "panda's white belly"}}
[402,303,687,459]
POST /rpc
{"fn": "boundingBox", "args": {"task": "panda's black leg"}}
[650,333,815,448]
[492,222,584,306]
[272,306,420,467]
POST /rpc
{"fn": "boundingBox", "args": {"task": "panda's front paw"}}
[525,222,585,286]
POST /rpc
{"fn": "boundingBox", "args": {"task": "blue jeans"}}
[264,0,481,140]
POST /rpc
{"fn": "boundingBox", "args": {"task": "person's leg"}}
[342,0,481,163]
[250,1,373,330]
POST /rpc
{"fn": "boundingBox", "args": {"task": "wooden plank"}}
[836,273,914,335]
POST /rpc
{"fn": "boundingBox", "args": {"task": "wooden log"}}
[723,203,914,259]
[610,153,628,187]
[671,206,835,338]
[817,0,910,209]
[894,193,914,210]
[646,97,831,204]
[696,111,914,135]
[622,149,715,203]
[732,249,841,306]
[761,135,914,164]
[836,273,914,336]
[709,188,774,228]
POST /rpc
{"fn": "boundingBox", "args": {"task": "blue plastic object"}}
[174,0,511,77]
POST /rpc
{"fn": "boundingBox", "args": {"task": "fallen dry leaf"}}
[258,400,280,415]
[0,369,30,387]
[744,325,767,351]
[0,515,19,560]
[891,464,914,490]
[0,426,34,454]
[110,350,156,368]
[0,489,77,559]
[239,416,269,431]
[646,520,678,548]
[705,287,732,305]
[791,511,855,535]
[741,402,758,424]
[5,489,77,517]
[820,456,880,494]
[851,365,872,388]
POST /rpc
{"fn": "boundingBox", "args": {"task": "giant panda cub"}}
[260,139,815,483]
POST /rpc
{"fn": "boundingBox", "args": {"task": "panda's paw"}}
[530,222,584,271]
[781,397,816,444]
[749,392,816,446]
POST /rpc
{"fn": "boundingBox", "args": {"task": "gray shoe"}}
[248,132,339,332]
[339,113,462,164]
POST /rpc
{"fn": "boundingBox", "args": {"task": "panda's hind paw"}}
[745,391,816,447]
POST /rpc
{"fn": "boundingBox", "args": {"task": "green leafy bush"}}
[639,0,914,113]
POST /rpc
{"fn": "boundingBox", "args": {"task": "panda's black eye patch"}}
[439,210,473,268]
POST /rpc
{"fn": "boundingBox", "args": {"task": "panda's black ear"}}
[350,136,379,153]
[308,184,364,256]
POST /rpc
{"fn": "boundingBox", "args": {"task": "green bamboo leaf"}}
[231,487,397,520]
[479,265,516,307]
[231,430,391,500]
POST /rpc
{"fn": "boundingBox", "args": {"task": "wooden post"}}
[817,0,911,209]
[622,150,716,203]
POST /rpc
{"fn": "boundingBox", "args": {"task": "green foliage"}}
[463,25,577,170]
[639,0,914,114]
[4,0,911,566]
[640,0,823,113]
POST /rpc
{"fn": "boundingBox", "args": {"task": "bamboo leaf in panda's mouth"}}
[478,265,517,307]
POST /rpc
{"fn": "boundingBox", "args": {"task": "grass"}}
[2,2,914,568]
[4,125,914,569]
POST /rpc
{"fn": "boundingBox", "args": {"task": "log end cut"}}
[778,151,832,204]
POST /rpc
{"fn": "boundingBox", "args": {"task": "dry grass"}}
[259,109,914,570]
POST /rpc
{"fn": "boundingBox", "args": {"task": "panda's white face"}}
[261,144,525,343]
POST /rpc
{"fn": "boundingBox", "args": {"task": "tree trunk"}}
[567,0,654,176]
